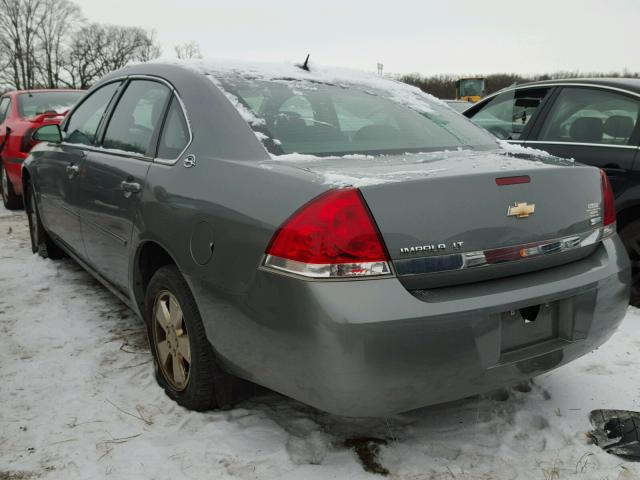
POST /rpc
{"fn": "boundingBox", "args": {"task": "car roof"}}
[507,77,640,94]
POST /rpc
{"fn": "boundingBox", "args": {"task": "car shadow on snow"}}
[234,379,552,476]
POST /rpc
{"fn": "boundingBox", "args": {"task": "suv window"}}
[468,88,550,140]
[66,82,121,146]
[102,80,170,155]
[157,97,189,159]
[538,87,640,145]
[0,97,10,123]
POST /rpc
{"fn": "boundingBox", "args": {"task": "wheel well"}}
[134,241,176,312]
[21,169,31,210]
[21,168,30,194]
[617,204,640,231]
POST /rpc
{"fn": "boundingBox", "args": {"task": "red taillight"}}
[600,170,616,227]
[264,188,391,278]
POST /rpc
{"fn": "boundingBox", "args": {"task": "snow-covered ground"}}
[1,203,639,480]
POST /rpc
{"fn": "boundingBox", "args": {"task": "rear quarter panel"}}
[124,65,329,298]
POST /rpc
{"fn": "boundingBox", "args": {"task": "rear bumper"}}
[189,236,630,417]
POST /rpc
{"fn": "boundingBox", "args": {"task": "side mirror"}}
[33,124,62,143]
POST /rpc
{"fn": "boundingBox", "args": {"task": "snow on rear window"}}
[177,59,497,157]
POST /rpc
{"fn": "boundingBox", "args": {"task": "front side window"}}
[66,82,121,146]
[157,97,189,159]
[538,87,640,145]
[0,97,11,123]
[469,88,550,140]
[217,76,496,156]
[102,80,170,155]
[18,91,83,118]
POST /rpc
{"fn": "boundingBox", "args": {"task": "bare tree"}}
[0,0,46,89]
[138,29,162,62]
[174,41,202,60]
[64,23,161,89]
[35,0,82,88]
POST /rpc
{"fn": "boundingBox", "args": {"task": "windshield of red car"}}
[18,91,84,119]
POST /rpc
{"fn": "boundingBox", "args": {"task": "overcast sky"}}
[78,0,639,76]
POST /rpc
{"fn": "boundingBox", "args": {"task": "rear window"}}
[18,91,84,118]
[215,76,496,156]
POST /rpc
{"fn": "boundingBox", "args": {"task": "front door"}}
[37,81,122,256]
[525,86,640,197]
[79,79,171,291]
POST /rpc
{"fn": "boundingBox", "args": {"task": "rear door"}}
[525,86,640,196]
[78,78,171,291]
[464,86,554,142]
[36,81,122,256]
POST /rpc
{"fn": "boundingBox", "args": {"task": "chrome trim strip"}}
[263,254,392,279]
[541,82,640,99]
[394,226,613,277]
[82,215,128,246]
[58,143,153,161]
[478,82,640,106]
[523,140,638,150]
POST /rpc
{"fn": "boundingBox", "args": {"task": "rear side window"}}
[18,91,83,118]
[66,82,121,146]
[538,87,640,145]
[102,80,170,155]
[468,88,550,140]
[0,97,10,123]
[157,97,189,159]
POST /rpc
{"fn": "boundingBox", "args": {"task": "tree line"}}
[0,0,206,92]
[399,70,640,99]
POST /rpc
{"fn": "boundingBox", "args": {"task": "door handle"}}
[66,164,80,178]
[120,180,141,196]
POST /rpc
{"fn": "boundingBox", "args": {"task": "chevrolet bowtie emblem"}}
[507,202,535,218]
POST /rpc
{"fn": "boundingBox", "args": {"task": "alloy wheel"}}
[152,290,191,390]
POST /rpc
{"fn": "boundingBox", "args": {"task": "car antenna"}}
[299,54,310,72]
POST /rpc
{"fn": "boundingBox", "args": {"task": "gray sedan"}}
[23,61,630,416]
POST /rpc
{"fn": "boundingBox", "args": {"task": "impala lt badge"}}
[400,241,464,255]
[507,202,535,218]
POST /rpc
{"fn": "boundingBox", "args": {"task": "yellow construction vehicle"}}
[455,77,488,103]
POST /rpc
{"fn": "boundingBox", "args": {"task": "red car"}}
[0,89,84,209]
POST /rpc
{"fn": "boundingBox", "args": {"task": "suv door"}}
[78,78,171,291]
[37,81,122,256]
[525,86,640,196]
[464,87,554,142]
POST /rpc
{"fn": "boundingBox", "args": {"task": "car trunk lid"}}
[271,149,605,289]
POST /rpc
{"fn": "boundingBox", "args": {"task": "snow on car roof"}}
[160,58,446,115]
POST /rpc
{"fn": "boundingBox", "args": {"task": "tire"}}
[145,265,239,411]
[25,181,65,259]
[620,220,640,306]
[1,161,23,210]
